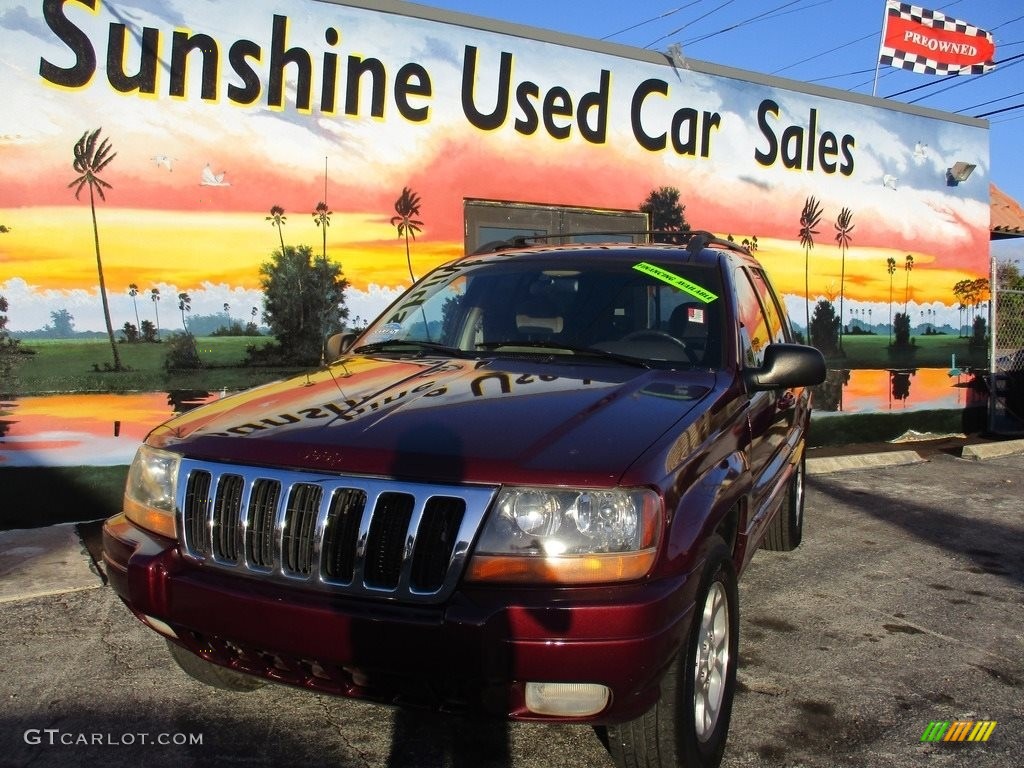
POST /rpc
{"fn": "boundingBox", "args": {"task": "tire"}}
[606,540,739,768]
[763,452,805,552]
[165,639,265,692]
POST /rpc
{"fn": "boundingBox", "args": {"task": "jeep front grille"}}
[178,460,497,604]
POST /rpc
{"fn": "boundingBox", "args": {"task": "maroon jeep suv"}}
[103,233,824,768]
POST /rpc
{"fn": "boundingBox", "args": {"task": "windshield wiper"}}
[353,339,471,357]
[476,341,651,369]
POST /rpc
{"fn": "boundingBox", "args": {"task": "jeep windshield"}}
[354,250,725,369]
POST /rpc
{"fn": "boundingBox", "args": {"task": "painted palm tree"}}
[312,201,331,261]
[312,201,334,362]
[391,186,423,283]
[266,205,287,254]
[150,287,161,339]
[69,128,122,371]
[798,196,823,338]
[886,257,896,344]
[267,204,306,329]
[178,292,192,333]
[128,283,141,334]
[834,207,854,350]
[903,253,914,316]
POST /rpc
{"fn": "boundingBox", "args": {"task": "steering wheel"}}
[620,330,696,363]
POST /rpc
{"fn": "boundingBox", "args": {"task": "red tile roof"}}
[991,183,1024,238]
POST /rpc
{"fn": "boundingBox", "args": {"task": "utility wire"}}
[975,101,1024,118]
[683,0,822,48]
[990,111,1024,125]
[600,2,703,41]
[645,0,738,48]
[990,14,1024,31]
[956,90,1024,113]
[807,67,877,84]
[773,31,875,75]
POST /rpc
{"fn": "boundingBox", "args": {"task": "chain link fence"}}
[989,252,1024,435]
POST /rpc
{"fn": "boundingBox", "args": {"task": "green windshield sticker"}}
[632,262,719,303]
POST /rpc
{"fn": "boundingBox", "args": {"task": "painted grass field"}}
[820,333,988,371]
[5,336,305,395]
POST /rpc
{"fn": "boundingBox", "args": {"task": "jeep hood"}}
[147,355,715,486]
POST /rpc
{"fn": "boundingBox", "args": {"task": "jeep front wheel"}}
[606,541,738,768]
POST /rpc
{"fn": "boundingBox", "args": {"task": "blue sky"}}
[416,0,1024,259]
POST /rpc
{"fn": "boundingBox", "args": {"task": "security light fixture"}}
[946,161,976,186]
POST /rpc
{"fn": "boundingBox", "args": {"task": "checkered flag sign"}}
[880,0,995,75]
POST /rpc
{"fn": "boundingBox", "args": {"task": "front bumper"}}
[103,513,698,723]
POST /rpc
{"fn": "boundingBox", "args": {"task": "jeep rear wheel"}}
[606,542,738,768]
[165,639,265,692]
[763,452,805,552]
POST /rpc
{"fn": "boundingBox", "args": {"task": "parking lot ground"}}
[0,451,1021,767]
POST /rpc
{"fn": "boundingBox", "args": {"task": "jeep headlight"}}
[466,487,662,584]
[123,445,181,539]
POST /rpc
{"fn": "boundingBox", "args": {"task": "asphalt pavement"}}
[0,441,1022,767]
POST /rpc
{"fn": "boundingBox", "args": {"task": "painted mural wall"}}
[0,0,993,464]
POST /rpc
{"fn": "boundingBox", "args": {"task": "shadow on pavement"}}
[808,468,1024,588]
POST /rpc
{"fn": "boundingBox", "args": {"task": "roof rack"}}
[471,229,750,256]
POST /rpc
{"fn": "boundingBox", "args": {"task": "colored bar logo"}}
[921,721,997,742]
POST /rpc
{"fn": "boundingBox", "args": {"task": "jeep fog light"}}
[123,445,180,539]
[466,487,662,584]
[525,682,610,717]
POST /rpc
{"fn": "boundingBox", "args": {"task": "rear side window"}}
[747,268,790,342]
[735,268,786,367]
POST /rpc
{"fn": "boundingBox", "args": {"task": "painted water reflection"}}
[0,371,987,466]
[0,390,220,467]
[812,368,986,415]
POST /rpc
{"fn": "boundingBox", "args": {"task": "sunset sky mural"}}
[1,0,990,338]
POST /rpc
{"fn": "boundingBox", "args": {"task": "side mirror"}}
[325,332,357,361]
[744,343,826,392]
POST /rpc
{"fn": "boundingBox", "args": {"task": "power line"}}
[990,13,1024,31]
[956,90,1024,113]
[807,67,878,84]
[772,31,874,75]
[599,2,703,41]
[645,0,739,48]
[683,0,827,49]
[990,110,1024,125]
[975,101,1024,118]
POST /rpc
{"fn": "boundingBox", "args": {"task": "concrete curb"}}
[806,450,926,475]
[961,438,1024,460]
[0,523,103,605]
